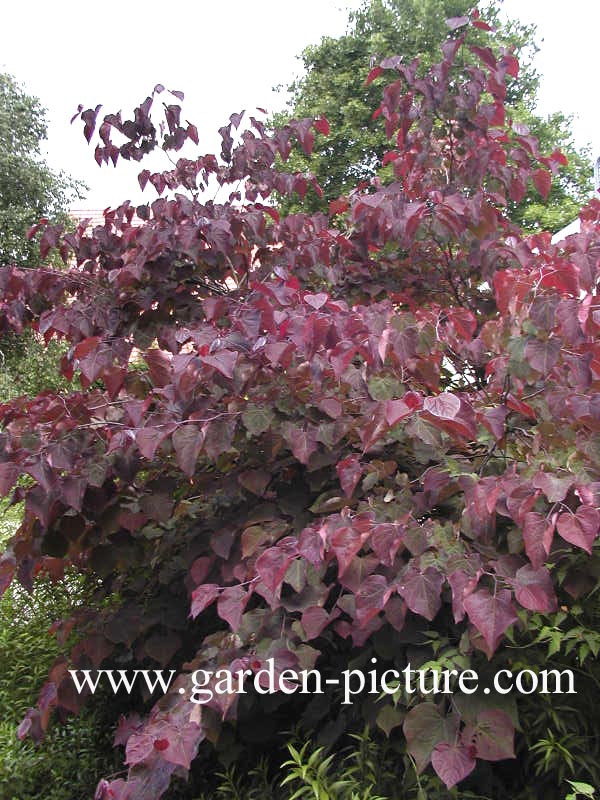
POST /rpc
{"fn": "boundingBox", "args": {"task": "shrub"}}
[0,574,120,799]
[1,9,600,800]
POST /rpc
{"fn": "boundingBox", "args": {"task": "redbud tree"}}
[1,11,600,798]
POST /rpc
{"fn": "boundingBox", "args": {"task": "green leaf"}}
[242,405,275,435]
[367,375,403,401]
[376,704,404,737]
[403,703,457,772]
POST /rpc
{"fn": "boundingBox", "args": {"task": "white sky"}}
[1,0,598,209]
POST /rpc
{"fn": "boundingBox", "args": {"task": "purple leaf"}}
[432,742,476,788]
[557,506,600,554]
[256,539,298,593]
[371,523,404,567]
[525,337,561,375]
[422,393,477,439]
[404,703,457,772]
[397,567,444,621]
[0,554,16,598]
[355,574,392,626]
[463,709,515,761]
[448,568,480,623]
[172,425,203,478]
[446,15,469,29]
[385,392,422,426]
[154,721,202,769]
[238,469,270,496]
[301,606,330,639]
[217,585,249,631]
[463,589,517,653]
[330,525,370,578]
[532,168,552,200]
[190,584,220,618]
[532,471,572,503]
[281,423,318,465]
[521,512,554,569]
[199,350,238,379]
[513,564,557,612]
[336,455,362,498]
[145,349,172,387]
[125,732,154,765]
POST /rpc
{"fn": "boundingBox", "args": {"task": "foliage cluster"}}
[0,565,120,799]
[196,733,600,800]
[0,73,81,411]
[0,72,82,267]
[1,9,600,800]
[0,330,69,403]
[273,0,591,231]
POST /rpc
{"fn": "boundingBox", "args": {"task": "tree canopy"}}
[1,11,600,800]
[0,73,82,267]
[273,0,591,230]
[0,74,82,402]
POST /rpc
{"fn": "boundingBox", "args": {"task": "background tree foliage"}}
[0,567,121,800]
[0,73,97,800]
[0,74,79,403]
[274,0,591,231]
[0,73,82,267]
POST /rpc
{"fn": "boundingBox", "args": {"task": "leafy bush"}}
[0,574,120,799]
[0,272,101,798]
[272,0,591,230]
[0,710,118,800]
[0,71,83,268]
[0,329,70,402]
[1,9,600,800]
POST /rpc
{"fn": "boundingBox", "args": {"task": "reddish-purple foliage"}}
[2,12,600,796]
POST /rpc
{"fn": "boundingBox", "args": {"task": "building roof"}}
[68,208,144,231]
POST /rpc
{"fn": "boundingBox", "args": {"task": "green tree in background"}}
[0,75,101,799]
[274,0,591,231]
[508,107,591,232]
[0,73,82,267]
[0,73,82,400]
